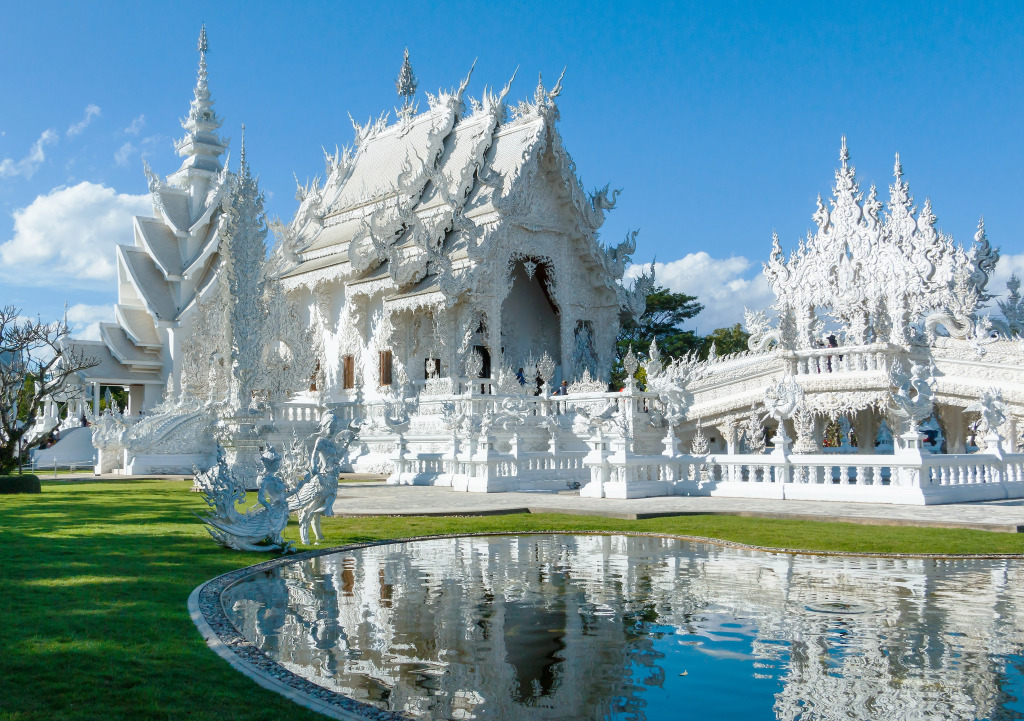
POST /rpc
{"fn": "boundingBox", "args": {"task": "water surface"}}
[222,534,1024,720]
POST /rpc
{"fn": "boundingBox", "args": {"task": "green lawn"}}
[2,479,1024,721]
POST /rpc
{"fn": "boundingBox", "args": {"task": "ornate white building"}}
[70,31,1024,505]
[69,27,230,417]
[72,32,650,478]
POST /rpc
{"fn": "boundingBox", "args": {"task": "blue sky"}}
[1,1,1022,335]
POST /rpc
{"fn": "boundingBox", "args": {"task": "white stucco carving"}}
[62,36,1024,508]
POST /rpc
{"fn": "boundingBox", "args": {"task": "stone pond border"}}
[188,531,1024,719]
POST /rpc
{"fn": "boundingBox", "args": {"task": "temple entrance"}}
[500,259,561,378]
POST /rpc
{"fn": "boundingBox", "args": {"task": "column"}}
[128,384,144,417]
[853,409,878,455]
[936,404,966,454]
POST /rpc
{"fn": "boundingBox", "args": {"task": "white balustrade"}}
[793,344,892,377]
[585,448,1024,503]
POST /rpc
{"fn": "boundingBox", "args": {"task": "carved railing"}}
[792,344,894,376]
[394,444,589,491]
[583,448,1024,503]
[277,403,322,423]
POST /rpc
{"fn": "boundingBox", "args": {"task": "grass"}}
[2,479,1024,721]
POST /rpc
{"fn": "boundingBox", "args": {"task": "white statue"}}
[288,411,360,545]
[889,360,935,433]
[197,446,294,553]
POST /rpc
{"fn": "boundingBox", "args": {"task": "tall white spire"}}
[174,25,228,173]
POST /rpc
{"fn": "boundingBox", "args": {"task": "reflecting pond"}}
[221,535,1024,720]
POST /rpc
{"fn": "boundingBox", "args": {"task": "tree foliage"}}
[0,307,98,474]
[611,290,752,388]
[612,286,703,387]
[699,324,751,359]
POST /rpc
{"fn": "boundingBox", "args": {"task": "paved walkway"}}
[56,473,1024,533]
[332,482,1024,533]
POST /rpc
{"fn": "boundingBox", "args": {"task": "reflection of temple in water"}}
[222,536,1024,720]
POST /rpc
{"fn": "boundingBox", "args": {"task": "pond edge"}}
[188,530,1024,720]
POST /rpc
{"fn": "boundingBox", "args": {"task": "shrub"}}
[0,474,42,494]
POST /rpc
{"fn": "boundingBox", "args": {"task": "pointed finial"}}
[501,66,519,98]
[195,25,209,98]
[396,47,418,108]
[456,58,477,100]
[839,135,849,168]
[894,152,903,181]
[239,123,246,169]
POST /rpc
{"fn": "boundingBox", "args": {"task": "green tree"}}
[699,324,751,359]
[612,286,703,388]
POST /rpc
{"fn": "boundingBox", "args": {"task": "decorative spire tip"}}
[396,47,418,108]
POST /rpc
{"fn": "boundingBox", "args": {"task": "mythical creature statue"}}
[889,360,935,433]
[966,389,1008,447]
[288,411,361,545]
[763,375,803,450]
[196,446,294,553]
[617,262,655,323]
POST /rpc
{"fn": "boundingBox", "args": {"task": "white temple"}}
[59,30,1024,505]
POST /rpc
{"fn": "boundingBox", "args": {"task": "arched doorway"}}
[500,258,560,377]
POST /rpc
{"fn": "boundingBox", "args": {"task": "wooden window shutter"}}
[379,350,393,386]
[342,356,355,389]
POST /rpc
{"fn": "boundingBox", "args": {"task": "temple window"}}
[342,355,355,389]
[425,358,441,379]
[379,350,393,386]
[473,345,491,378]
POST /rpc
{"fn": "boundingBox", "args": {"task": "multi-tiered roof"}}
[73,27,231,390]
[272,56,638,314]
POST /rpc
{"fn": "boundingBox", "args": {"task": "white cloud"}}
[114,142,137,167]
[65,303,113,341]
[0,129,58,179]
[0,181,150,286]
[625,252,774,334]
[67,104,101,137]
[124,114,146,136]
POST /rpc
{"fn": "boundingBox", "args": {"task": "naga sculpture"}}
[288,411,361,545]
[196,446,294,553]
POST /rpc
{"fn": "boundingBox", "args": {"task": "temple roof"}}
[100,323,163,370]
[117,246,179,321]
[115,304,162,349]
[134,216,184,277]
[271,66,624,294]
[65,340,165,385]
